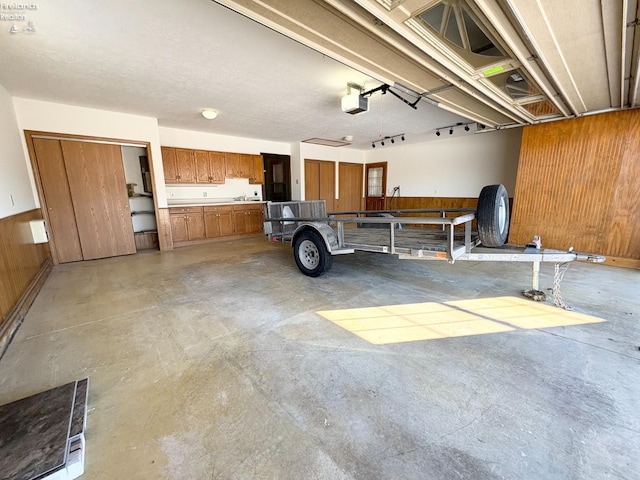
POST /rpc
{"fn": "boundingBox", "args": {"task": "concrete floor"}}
[0,235,638,479]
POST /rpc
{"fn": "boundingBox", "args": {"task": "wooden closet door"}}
[33,138,83,263]
[304,159,335,212]
[304,160,320,201]
[318,160,335,213]
[61,141,136,260]
[338,162,363,212]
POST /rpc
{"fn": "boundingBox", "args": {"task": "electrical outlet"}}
[203,192,207,198]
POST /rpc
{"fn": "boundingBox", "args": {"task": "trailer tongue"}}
[263,185,605,307]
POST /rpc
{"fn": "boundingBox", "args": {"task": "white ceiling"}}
[1,0,638,150]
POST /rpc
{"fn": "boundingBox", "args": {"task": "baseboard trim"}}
[603,256,640,269]
[0,258,52,361]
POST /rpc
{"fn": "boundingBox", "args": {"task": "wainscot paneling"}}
[383,196,481,230]
[0,209,52,359]
[510,110,640,268]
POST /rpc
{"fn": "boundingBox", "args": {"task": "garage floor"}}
[0,235,638,479]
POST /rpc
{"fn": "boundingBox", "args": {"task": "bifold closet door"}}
[60,140,136,260]
[304,159,335,212]
[33,138,84,263]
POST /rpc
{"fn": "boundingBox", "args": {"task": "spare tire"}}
[477,184,509,247]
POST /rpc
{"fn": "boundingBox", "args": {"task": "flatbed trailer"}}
[263,185,605,306]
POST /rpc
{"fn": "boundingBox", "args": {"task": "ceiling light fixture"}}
[433,122,476,137]
[201,109,218,120]
[370,133,405,148]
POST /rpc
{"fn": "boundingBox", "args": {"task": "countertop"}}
[0,378,89,480]
[167,199,266,207]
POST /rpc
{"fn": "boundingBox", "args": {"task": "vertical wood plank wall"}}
[0,209,52,356]
[510,110,640,268]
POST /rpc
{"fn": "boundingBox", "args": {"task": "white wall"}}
[366,128,522,198]
[12,97,167,206]
[0,86,37,219]
[121,146,148,195]
[158,127,290,155]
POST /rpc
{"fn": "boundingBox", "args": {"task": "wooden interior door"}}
[61,141,136,260]
[365,162,387,210]
[305,159,335,212]
[264,154,291,201]
[33,138,83,263]
[338,162,363,212]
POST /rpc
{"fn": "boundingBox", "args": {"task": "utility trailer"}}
[263,185,605,306]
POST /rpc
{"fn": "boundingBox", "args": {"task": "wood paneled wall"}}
[386,196,478,211]
[0,209,52,357]
[510,110,640,268]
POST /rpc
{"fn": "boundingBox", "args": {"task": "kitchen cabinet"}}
[204,206,234,238]
[163,147,263,183]
[225,152,240,177]
[233,204,264,234]
[249,155,264,184]
[162,147,195,183]
[170,203,264,246]
[169,207,205,242]
[195,150,226,184]
[238,154,254,179]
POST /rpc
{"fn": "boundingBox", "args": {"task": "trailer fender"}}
[292,223,340,254]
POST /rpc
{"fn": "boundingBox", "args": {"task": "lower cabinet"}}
[171,204,264,244]
[233,204,263,234]
[169,207,206,242]
[204,206,234,238]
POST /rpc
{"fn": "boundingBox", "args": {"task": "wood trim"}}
[603,256,640,269]
[0,258,52,360]
[156,208,173,250]
[25,130,150,146]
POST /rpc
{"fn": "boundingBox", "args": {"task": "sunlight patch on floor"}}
[316,296,605,345]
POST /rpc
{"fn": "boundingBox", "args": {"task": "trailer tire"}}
[293,230,333,277]
[477,184,509,247]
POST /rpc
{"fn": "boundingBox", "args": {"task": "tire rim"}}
[498,196,507,233]
[298,239,320,269]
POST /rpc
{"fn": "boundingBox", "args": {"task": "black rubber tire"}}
[293,230,333,277]
[477,184,509,247]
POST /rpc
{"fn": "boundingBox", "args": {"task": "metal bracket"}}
[361,84,420,110]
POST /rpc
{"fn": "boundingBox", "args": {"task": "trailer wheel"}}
[477,184,509,247]
[293,230,333,277]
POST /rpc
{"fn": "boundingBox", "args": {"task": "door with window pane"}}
[365,162,387,210]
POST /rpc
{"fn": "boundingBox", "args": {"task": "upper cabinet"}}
[195,150,225,184]
[162,147,263,184]
[161,147,178,183]
[224,152,240,178]
[250,155,264,185]
[162,147,195,184]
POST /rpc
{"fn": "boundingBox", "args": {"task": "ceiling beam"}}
[471,0,572,118]
[348,0,534,123]
[504,0,586,116]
